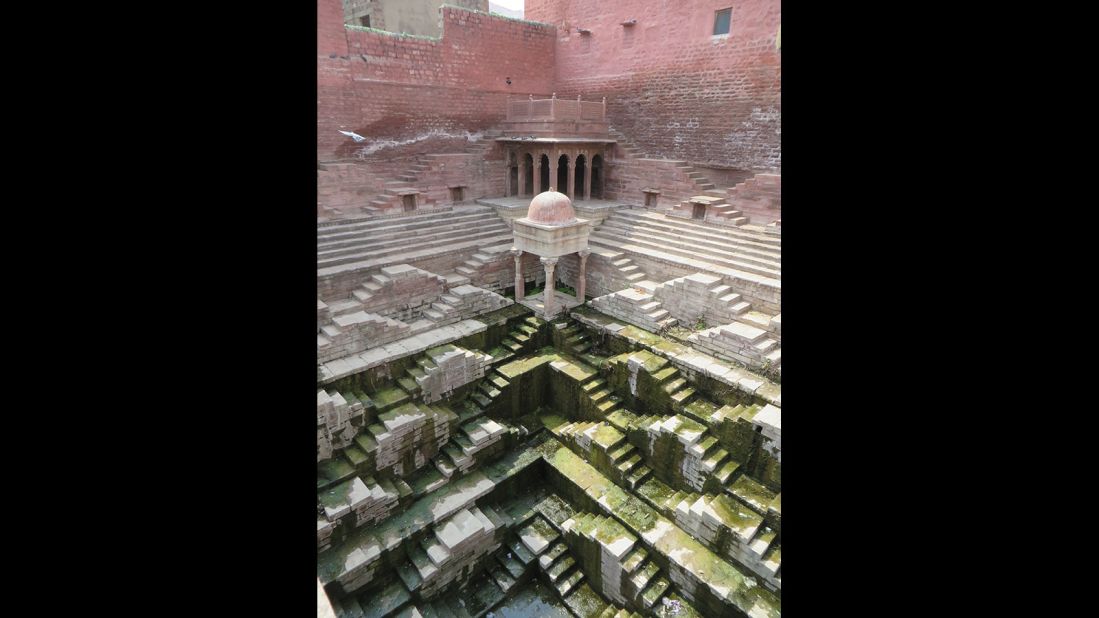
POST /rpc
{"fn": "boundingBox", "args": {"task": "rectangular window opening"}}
[361,15,371,28]
[713,8,731,36]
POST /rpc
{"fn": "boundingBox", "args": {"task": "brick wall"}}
[527,0,780,172]
[318,3,556,161]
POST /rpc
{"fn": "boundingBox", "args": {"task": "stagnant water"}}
[489,580,571,618]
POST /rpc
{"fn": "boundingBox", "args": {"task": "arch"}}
[575,154,587,201]
[557,154,569,197]
[539,154,550,194]
[524,153,534,196]
[591,154,604,199]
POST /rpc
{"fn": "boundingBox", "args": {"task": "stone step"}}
[538,541,569,570]
[546,555,577,583]
[509,538,537,566]
[318,222,510,263]
[608,442,636,463]
[630,560,659,592]
[318,233,517,278]
[621,546,649,574]
[597,221,780,271]
[496,548,527,580]
[612,209,781,247]
[587,237,781,289]
[317,207,474,239]
[640,576,670,608]
[555,569,584,597]
[626,464,652,489]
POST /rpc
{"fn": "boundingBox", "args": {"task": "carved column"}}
[549,156,559,193]
[541,257,558,317]
[577,250,590,303]
[511,248,524,300]
[566,160,575,199]
[518,155,527,196]
[504,160,511,197]
[584,154,593,201]
[536,156,543,193]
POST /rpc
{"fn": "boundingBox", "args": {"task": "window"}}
[360,15,371,28]
[713,8,731,36]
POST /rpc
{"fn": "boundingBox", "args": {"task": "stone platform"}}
[477,196,625,228]
[519,291,583,319]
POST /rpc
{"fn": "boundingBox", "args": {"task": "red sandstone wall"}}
[527,0,781,172]
[318,2,556,161]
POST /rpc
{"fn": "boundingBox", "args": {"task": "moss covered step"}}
[495,547,527,580]
[625,464,653,489]
[517,515,560,556]
[370,387,410,413]
[477,380,501,399]
[581,377,606,393]
[318,457,357,491]
[640,575,671,608]
[357,580,411,618]
[546,555,578,583]
[748,526,778,559]
[555,568,585,597]
[630,559,660,592]
[542,445,781,617]
[727,474,777,515]
[538,540,569,570]
[488,562,518,593]
[562,582,609,618]
[507,539,537,568]
[621,546,649,573]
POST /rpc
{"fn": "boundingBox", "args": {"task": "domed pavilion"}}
[511,190,591,318]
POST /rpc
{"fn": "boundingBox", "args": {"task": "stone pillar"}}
[549,157,558,192]
[519,156,527,196]
[511,248,524,300]
[541,257,558,317]
[504,161,511,197]
[577,249,590,303]
[566,161,575,199]
[584,157,593,201]
[536,157,543,193]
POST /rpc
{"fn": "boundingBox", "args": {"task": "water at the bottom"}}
[489,580,572,618]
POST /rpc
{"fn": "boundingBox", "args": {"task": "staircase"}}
[317,206,514,278]
[590,209,781,282]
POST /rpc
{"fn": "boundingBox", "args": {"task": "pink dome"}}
[527,191,577,224]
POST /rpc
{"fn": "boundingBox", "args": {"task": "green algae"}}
[497,349,559,379]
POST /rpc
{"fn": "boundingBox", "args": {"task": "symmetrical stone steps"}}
[674,195,748,226]
[317,207,460,238]
[607,127,719,196]
[563,511,673,611]
[652,273,778,335]
[320,223,511,269]
[319,211,495,252]
[611,209,781,249]
[725,173,781,226]
[687,321,781,372]
[591,215,780,279]
[599,217,781,268]
[499,316,542,356]
[557,322,593,355]
[590,288,678,333]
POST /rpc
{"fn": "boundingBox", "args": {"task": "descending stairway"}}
[591,210,780,281]
[317,206,514,277]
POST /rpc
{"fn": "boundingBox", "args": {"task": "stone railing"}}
[507,93,606,121]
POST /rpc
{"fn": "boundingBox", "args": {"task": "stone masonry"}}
[413,344,494,403]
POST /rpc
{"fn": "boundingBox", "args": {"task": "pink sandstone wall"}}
[318,0,557,161]
[527,0,781,172]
